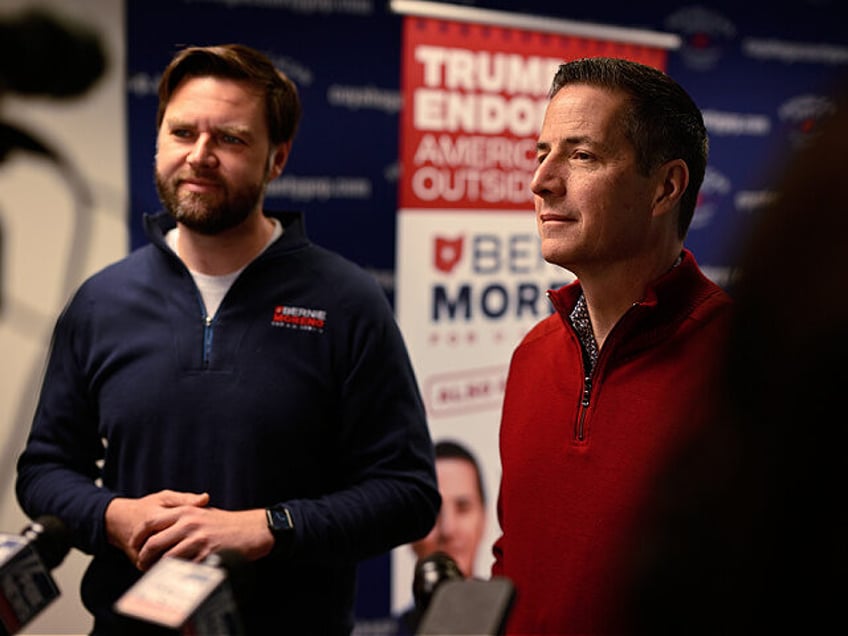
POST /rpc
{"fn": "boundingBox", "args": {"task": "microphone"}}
[412,550,464,615]
[114,550,250,635]
[412,551,516,636]
[0,515,71,636]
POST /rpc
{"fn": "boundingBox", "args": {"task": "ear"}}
[266,141,292,182]
[651,159,689,219]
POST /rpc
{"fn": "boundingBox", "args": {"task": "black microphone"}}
[192,550,252,636]
[412,551,516,636]
[412,551,464,616]
[114,550,250,636]
[0,515,71,636]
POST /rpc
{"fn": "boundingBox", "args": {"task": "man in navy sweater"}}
[15,43,439,635]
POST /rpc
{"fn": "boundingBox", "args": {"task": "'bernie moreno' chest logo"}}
[272,305,327,332]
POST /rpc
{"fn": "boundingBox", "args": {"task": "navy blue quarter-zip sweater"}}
[16,210,439,635]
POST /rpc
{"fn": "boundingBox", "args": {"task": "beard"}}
[155,168,268,235]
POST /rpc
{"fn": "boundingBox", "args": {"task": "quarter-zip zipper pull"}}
[202,314,213,367]
[577,373,592,441]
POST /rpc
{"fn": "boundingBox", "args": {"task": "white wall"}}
[0,0,127,633]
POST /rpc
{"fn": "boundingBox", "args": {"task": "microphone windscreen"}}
[413,550,463,612]
[22,515,71,570]
[204,549,254,616]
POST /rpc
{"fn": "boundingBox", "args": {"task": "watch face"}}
[268,506,294,532]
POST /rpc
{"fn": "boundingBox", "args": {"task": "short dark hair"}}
[435,439,486,505]
[156,43,301,146]
[549,57,708,239]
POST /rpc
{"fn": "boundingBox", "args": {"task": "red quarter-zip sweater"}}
[492,249,733,635]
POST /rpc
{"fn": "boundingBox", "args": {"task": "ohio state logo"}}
[434,236,464,274]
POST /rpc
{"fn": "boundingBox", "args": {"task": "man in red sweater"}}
[492,57,733,634]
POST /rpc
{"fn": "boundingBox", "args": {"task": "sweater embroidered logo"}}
[271,305,327,333]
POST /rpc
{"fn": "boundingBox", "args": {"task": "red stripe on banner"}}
[399,16,667,211]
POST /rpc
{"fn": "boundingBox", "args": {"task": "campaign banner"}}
[398,14,668,210]
[393,3,675,612]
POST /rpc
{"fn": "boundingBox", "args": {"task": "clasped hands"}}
[105,489,274,571]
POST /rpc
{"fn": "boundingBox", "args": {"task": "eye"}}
[171,128,194,139]
[220,133,246,145]
[572,150,594,161]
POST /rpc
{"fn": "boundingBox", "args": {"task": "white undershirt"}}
[165,218,283,318]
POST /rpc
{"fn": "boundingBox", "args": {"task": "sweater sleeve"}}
[15,296,116,554]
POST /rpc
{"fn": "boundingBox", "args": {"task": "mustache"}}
[175,170,225,186]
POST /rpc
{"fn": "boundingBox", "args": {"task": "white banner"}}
[392,1,675,612]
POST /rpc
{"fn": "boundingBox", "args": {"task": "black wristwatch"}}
[265,504,295,555]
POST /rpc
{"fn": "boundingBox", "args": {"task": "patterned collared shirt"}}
[569,292,599,375]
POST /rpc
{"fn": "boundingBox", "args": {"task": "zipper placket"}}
[164,234,226,370]
[189,274,213,368]
[572,301,641,443]
[576,372,592,441]
[202,313,213,367]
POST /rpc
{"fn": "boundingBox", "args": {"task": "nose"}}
[436,508,456,540]
[530,157,562,198]
[187,134,218,168]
